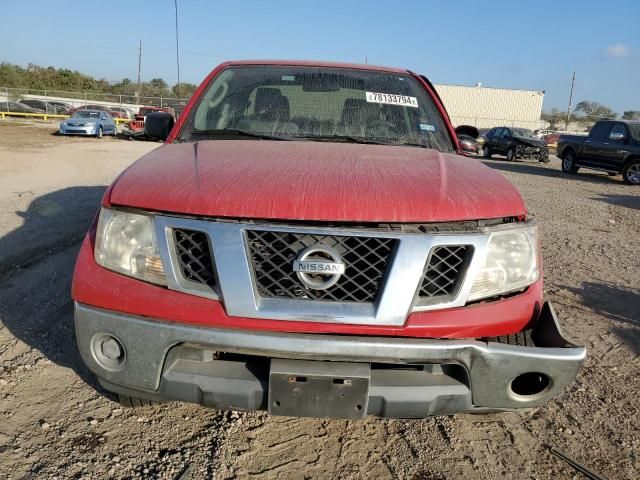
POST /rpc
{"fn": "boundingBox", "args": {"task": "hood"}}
[514,136,546,148]
[65,117,97,125]
[109,140,526,223]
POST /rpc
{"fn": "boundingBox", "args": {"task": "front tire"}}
[622,159,640,185]
[561,150,579,174]
[96,126,103,139]
[506,147,515,161]
[483,146,492,158]
[538,149,550,163]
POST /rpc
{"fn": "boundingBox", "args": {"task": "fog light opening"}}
[510,372,550,398]
[91,333,126,371]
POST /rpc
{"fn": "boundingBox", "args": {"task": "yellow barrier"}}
[0,111,132,124]
[0,111,69,121]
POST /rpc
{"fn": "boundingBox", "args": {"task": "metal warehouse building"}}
[433,83,545,130]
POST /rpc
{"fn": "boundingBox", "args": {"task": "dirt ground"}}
[0,121,638,480]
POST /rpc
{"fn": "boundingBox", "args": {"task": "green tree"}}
[622,110,640,120]
[172,82,197,98]
[574,101,617,119]
[148,78,168,89]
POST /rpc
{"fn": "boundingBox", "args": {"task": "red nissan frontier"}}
[72,60,585,418]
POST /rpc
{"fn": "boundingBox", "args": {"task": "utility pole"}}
[565,71,575,131]
[137,41,142,100]
[174,0,181,98]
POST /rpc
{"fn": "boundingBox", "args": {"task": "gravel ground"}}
[0,121,638,479]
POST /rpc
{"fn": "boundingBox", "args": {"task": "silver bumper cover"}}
[75,302,585,414]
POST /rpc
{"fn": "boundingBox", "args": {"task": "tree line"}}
[0,62,197,98]
[542,101,640,130]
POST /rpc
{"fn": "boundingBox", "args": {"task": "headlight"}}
[467,222,539,302]
[94,208,166,285]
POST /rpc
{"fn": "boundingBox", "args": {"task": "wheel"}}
[96,126,103,139]
[622,159,640,185]
[538,149,550,163]
[118,394,161,408]
[483,146,492,158]
[515,144,526,159]
[561,150,579,174]
[506,147,515,161]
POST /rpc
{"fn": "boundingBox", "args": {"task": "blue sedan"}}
[59,110,117,138]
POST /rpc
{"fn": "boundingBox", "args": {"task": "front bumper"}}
[60,125,96,135]
[75,302,585,418]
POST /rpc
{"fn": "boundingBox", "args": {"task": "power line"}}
[137,41,142,98]
[565,71,575,130]
[174,0,181,97]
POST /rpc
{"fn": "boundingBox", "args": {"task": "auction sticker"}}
[366,92,418,108]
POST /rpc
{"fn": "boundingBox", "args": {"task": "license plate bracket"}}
[268,359,370,419]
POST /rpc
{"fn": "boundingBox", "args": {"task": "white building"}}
[433,83,545,130]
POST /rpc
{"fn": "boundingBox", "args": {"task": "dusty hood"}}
[109,140,526,222]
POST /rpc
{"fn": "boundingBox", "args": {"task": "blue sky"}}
[2,0,638,113]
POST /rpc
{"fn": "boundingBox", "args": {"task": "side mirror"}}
[144,112,175,140]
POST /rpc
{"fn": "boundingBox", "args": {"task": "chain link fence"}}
[450,115,545,131]
[0,86,190,117]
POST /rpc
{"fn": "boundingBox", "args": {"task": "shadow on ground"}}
[562,281,640,327]
[481,158,622,186]
[0,186,105,275]
[592,193,640,211]
[0,186,108,391]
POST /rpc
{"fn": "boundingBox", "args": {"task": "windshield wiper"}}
[188,128,294,141]
[296,134,392,145]
[296,134,429,148]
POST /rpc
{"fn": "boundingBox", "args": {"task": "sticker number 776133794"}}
[365,92,418,108]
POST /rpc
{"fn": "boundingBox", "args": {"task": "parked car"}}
[483,127,549,162]
[109,107,133,119]
[70,104,126,119]
[135,106,175,121]
[557,120,640,184]
[48,101,73,114]
[72,60,584,419]
[59,110,117,138]
[458,134,480,155]
[455,125,480,156]
[0,101,44,114]
[19,99,65,114]
[542,133,561,146]
[533,129,556,139]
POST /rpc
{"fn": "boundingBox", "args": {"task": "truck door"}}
[597,123,631,170]
[582,122,612,166]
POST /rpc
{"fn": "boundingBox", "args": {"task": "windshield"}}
[178,66,454,152]
[72,111,100,119]
[511,128,536,139]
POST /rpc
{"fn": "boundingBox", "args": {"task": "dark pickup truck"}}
[557,120,640,184]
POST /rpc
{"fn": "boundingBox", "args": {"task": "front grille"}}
[173,229,217,288]
[419,246,471,298]
[246,230,396,303]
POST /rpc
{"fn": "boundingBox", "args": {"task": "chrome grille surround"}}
[153,216,501,326]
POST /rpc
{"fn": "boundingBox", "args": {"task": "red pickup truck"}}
[72,60,585,418]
